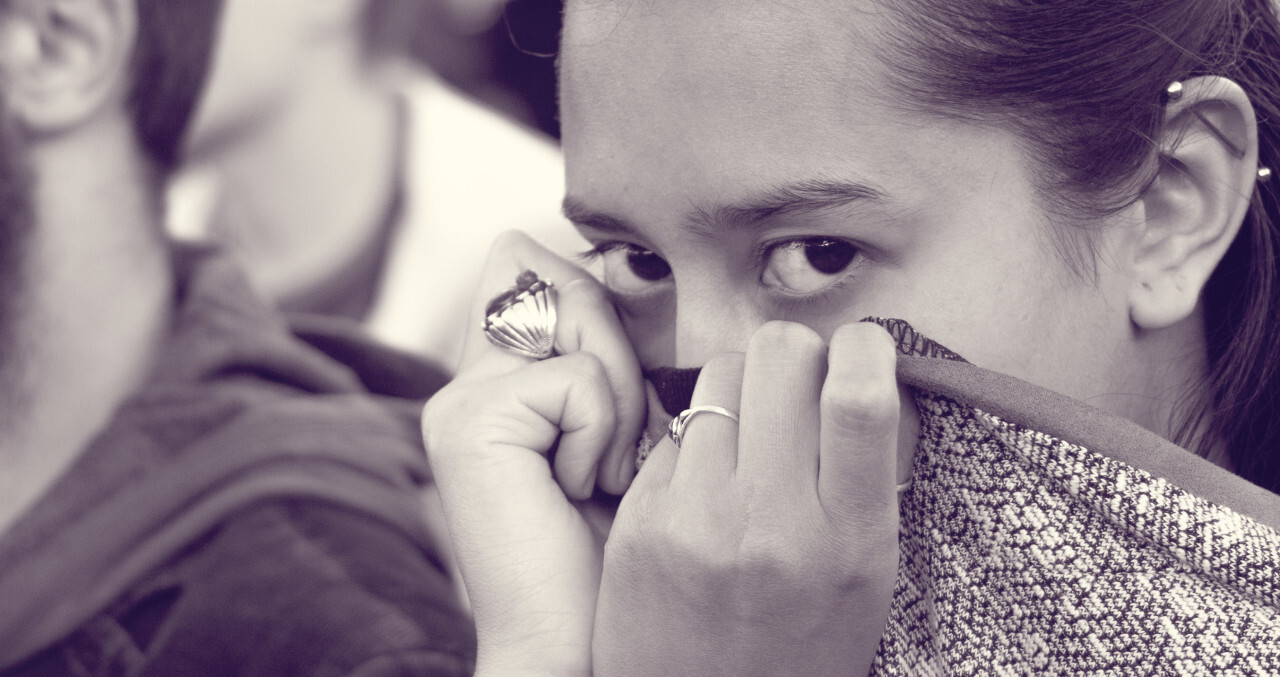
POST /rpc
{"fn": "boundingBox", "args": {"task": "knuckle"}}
[831,321,897,353]
[610,494,741,577]
[699,351,746,382]
[735,529,821,599]
[823,324,900,430]
[674,527,740,579]
[559,276,608,307]
[559,350,607,382]
[748,321,824,361]
[829,528,900,588]
[737,523,897,601]
[564,355,620,428]
[421,386,462,445]
[829,323,899,374]
[604,506,649,559]
[820,378,899,428]
[831,323,897,366]
[488,229,535,256]
[420,385,488,465]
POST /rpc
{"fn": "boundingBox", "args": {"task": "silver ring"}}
[667,405,740,449]
[483,270,558,359]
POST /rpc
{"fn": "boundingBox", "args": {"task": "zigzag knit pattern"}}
[869,330,1280,673]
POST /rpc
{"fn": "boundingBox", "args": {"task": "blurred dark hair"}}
[128,0,225,170]
[0,95,35,420]
[881,0,1280,492]
[361,0,429,59]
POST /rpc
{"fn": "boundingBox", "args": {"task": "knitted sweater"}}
[875,319,1280,674]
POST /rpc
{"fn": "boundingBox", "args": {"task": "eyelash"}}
[574,240,638,264]
[755,236,864,295]
[575,240,674,316]
[577,236,864,310]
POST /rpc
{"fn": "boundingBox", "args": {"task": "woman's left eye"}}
[761,238,861,294]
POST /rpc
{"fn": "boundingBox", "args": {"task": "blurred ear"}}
[1127,76,1260,330]
[0,0,135,133]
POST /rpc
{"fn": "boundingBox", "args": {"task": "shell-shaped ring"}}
[483,269,558,359]
[667,405,740,449]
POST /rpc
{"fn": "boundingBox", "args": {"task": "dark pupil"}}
[627,249,672,281]
[803,239,856,275]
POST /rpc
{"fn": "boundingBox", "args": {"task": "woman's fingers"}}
[460,230,601,375]
[736,322,826,498]
[421,355,609,673]
[536,353,622,501]
[818,322,901,523]
[595,324,902,677]
[460,230,647,495]
[555,279,646,494]
[670,352,745,487]
[425,352,618,505]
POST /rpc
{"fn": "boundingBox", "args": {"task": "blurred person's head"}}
[559,0,1280,489]
[184,0,430,159]
[438,0,510,35]
[0,0,220,423]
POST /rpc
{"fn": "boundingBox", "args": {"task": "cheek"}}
[851,223,1083,363]
[617,295,676,370]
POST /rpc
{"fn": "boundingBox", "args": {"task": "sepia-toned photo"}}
[1,0,1279,674]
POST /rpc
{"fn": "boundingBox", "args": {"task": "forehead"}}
[562,0,881,91]
[559,0,924,205]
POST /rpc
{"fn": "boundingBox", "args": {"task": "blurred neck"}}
[0,110,173,534]
[190,36,401,306]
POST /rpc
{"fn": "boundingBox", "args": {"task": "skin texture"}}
[425,0,1260,675]
[558,0,1219,434]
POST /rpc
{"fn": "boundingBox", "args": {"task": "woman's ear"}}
[0,0,136,133]
[1127,75,1260,330]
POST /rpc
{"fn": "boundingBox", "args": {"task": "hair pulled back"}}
[880,0,1280,493]
[128,0,224,170]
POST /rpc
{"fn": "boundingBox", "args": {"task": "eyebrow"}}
[562,178,886,238]
[702,179,886,229]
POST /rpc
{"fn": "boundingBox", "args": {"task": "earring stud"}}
[1260,167,1273,182]
[1165,81,1184,103]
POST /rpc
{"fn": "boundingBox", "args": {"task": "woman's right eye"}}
[582,242,673,295]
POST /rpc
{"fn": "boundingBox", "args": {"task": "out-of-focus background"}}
[384,0,563,138]
[168,0,582,374]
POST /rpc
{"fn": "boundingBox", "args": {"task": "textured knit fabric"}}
[871,319,1280,675]
[0,245,475,676]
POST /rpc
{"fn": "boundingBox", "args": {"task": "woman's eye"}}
[761,238,860,294]
[594,243,672,294]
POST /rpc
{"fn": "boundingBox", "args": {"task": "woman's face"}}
[559,0,1157,423]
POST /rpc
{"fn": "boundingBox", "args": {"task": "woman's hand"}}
[593,321,904,677]
[421,231,645,677]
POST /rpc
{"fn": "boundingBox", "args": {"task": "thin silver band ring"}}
[667,405,740,449]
